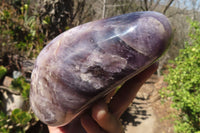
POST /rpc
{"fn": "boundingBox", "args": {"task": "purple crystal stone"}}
[30,11,172,127]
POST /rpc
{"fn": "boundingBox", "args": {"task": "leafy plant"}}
[0,66,7,79]
[11,76,30,100]
[0,1,44,58]
[11,109,32,126]
[0,75,38,132]
[0,109,34,133]
[160,20,200,133]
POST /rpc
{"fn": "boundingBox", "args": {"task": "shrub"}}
[0,1,44,58]
[0,109,34,133]
[0,66,7,79]
[0,76,38,132]
[11,76,30,100]
[161,20,200,133]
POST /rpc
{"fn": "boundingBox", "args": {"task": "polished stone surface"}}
[30,11,172,127]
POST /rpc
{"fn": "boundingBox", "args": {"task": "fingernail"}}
[92,101,108,120]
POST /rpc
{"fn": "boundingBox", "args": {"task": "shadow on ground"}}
[120,96,152,130]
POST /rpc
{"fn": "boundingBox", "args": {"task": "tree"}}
[34,0,94,39]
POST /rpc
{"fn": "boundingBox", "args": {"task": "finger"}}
[81,114,105,133]
[48,126,64,133]
[109,62,158,118]
[91,101,124,133]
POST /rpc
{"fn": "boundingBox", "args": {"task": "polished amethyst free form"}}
[30,11,172,127]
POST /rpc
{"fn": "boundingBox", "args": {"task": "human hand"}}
[48,62,158,133]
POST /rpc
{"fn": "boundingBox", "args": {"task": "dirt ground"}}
[121,74,175,133]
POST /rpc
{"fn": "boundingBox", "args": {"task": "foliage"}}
[0,1,44,58]
[11,109,32,126]
[160,20,200,133]
[0,75,37,132]
[11,76,30,100]
[0,109,34,133]
[0,66,7,79]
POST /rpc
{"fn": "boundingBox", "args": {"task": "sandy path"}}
[121,75,174,133]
